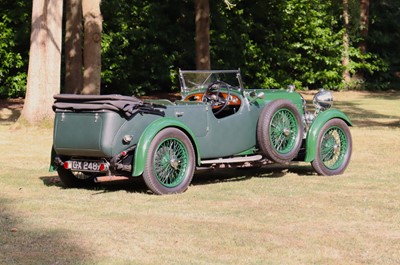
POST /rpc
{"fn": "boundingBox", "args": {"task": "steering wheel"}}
[202,81,231,115]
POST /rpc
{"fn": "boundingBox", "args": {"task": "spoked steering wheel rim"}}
[202,81,231,115]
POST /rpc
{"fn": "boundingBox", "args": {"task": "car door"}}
[196,98,263,159]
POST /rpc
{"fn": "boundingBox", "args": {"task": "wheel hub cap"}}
[283,128,291,137]
[170,158,180,170]
[333,144,339,151]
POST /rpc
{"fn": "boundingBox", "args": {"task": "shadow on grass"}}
[0,108,21,123]
[40,175,151,194]
[303,91,400,128]
[192,163,315,187]
[363,91,400,101]
[0,197,93,264]
[334,100,400,128]
[40,163,315,194]
[0,98,23,123]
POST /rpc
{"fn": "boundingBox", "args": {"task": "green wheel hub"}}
[269,108,298,154]
[320,126,348,170]
[153,138,189,188]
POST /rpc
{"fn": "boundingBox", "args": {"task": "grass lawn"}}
[0,91,399,264]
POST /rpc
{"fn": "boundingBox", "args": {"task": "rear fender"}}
[132,117,201,176]
[304,109,352,162]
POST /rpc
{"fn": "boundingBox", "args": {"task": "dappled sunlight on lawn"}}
[1,91,400,264]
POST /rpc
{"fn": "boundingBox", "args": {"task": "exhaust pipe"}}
[94,176,130,183]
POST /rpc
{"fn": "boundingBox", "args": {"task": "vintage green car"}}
[50,69,352,194]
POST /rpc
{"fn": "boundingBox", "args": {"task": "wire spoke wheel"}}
[143,128,195,195]
[257,99,303,163]
[154,138,189,188]
[320,127,348,169]
[312,119,352,176]
[269,108,298,154]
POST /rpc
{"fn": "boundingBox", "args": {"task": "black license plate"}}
[66,160,106,172]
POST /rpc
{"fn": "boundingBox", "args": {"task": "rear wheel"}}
[57,167,96,188]
[257,99,303,163]
[312,119,352,175]
[143,128,195,195]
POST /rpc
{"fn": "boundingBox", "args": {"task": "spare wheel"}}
[257,99,303,163]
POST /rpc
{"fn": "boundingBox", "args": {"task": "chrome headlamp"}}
[313,89,333,111]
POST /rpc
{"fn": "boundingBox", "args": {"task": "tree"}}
[368,0,400,89]
[64,0,103,95]
[82,0,102,95]
[18,0,63,126]
[0,0,30,98]
[359,0,370,54]
[193,0,236,70]
[352,0,370,81]
[194,0,211,70]
[9,0,397,105]
[65,0,83,94]
[101,1,195,95]
[0,15,26,98]
[342,0,351,84]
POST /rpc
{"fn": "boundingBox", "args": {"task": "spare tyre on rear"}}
[257,99,303,164]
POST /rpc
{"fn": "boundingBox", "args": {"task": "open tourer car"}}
[50,69,352,194]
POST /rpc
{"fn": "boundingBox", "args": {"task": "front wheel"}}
[311,119,352,176]
[143,128,195,195]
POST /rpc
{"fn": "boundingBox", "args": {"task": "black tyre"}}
[311,119,352,176]
[57,167,96,188]
[143,128,195,195]
[257,99,303,163]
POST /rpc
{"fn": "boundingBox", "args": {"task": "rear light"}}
[99,163,106,171]
[64,161,71,169]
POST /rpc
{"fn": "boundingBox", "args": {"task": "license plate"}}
[65,160,107,172]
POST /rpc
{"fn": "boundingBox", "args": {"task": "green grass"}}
[1,92,400,264]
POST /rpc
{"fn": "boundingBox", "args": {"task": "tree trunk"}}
[82,0,102,95]
[359,0,370,54]
[194,0,211,70]
[353,0,370,82]
[18,0,63,126]
[65,0,83,94]
[342,0,351,84]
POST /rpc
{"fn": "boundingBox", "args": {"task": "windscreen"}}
[179,70,242,96]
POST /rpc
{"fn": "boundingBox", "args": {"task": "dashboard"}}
[184,92,241,107]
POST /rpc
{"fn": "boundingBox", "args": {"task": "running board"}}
[201,155,263,165]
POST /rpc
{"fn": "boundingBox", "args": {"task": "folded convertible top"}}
[53,94,165,118]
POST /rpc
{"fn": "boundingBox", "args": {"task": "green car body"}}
[50,70,352,194]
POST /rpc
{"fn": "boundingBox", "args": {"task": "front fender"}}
[132,117,201,176]
[304,109,352,162]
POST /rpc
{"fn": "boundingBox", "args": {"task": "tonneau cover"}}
[53,94,165,118]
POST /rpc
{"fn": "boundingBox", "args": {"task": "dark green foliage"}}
[0,0,399,98]
[0,0,30,98]
[101,0,195,95]
[211,0,344,90]
[100,0,347,93]
[337,0,393,90]
[367,0,400,90]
